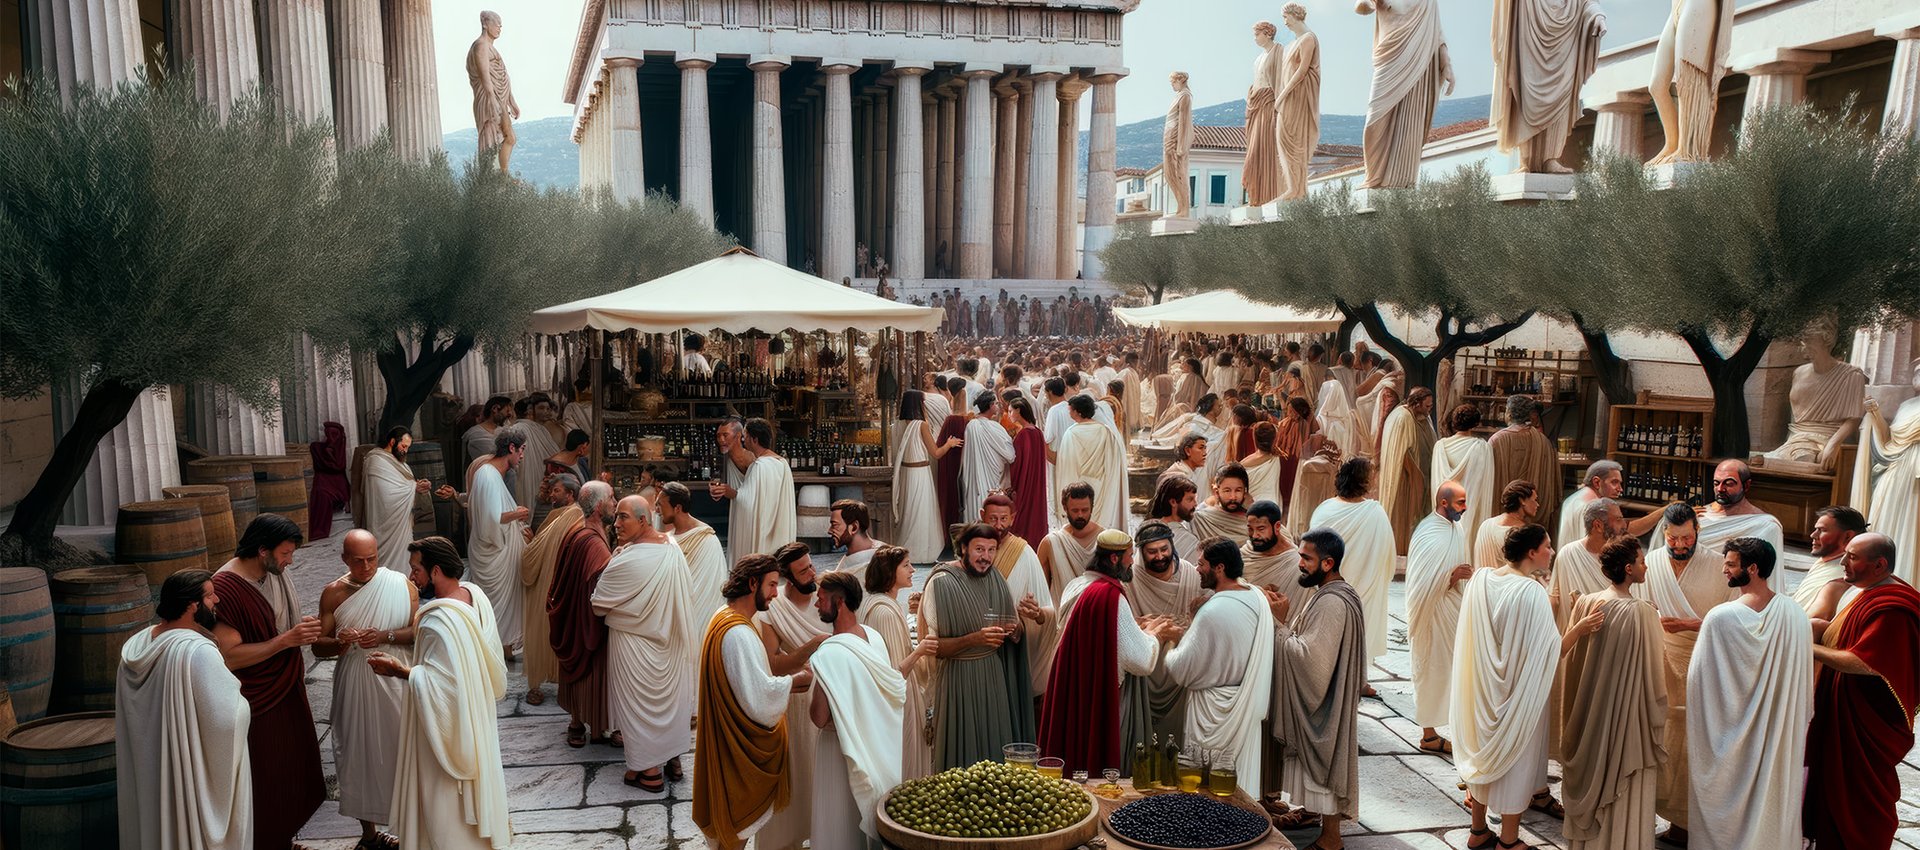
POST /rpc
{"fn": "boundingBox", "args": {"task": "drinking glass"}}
[1037,757,1065,778]
[1003,742,1040,770]
[1207,749,1237,797]
[1176,748,1205,793]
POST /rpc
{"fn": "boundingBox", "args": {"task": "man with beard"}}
[1559,460,1661,547]
[1040,482,1105,603]
[660,481,728,620]
[1148,475,1203,564]
[520,473,581,707]
[461,395,512,481]
[923,523,1040,769]
[693,555,812,850]
[117,570,253,850]
[548,481,618,749]
[754,543,831,850]
[1686,538,1811,850]
[1310,457,1396,683]
[1240,500,1305,615]
[713,418,797,567]
[1793,505,1864,619]
[1191,463,1253,546]
[1657,459,1784,556]
[468,429,531,656]
[599,494,705,793]
[1125,522,1207,741]
[829,499,888,581]
[370,537,512,850]
[314,530,417,849]
[359,426,432,572]
[1041,528,1178,777]
[1804,533,1920,850]
[1403,482,1475,754]
[1265,528,1367,843]
[1165,538,1276,799]
[1554,499,1628,624]
[1630,502,1739,846]
[510,395,565,523]
[976,495,1058,692]
[1376,388,1438,553]
[808,572,907,850]
[211,515,324,850]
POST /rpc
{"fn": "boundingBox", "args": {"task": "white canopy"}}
[1110,289,1344,334]
[530,248,942,335]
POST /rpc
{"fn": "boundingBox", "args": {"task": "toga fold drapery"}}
[389,586,511,850]
[1451,569,1559,815]
[467,463,526,649]
[363,448,420,572]
[1271,581,1366,819]
[924,563,1036,771]
[549,523,613,735]
[1360,0,1448,189]
[1803,580,1920,850]
[1403,512,1467,728]
[594,541,703,774]
[117,627,253,850]
[212,572,324,850]
[1686,594,1811,850]
[331,568,414,826]
[1559,594,1667,850]
[521,503,583,691]
[1309,497,1396,662]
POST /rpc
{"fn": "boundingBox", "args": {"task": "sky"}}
[433,0,1683,132]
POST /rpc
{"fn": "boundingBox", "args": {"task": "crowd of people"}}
[915,287,1117,339]
[113,333,1916,850]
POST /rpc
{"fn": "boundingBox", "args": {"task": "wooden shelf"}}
[1609,450,1713,463]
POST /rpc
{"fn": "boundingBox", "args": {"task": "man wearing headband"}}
[1125,521,1208,742]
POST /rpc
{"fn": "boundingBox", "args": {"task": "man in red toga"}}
[1805,532,1920,849]
[1038,529,1178,776]
[548,480,619,749]
[211,514,325,850]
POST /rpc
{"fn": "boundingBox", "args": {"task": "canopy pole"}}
[590,329,605,491]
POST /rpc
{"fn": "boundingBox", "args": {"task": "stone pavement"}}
[282,517,1920,850]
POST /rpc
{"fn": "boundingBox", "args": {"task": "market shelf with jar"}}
[1604,398,1716,514]
[1455,346,1599,449]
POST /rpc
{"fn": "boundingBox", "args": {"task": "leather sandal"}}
[565,724,587,748]
[625,769,666,793]
[1464,828,1496,850]
[1528,791,1564,818]
[1419,734,1453,755]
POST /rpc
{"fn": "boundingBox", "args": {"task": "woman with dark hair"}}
[856,545,939,781]
[1275,396,1318,513]
[1475,479,1540,568]
[1173,357,1206,412]
[1006,397,1050,547]
[893,390,962,564]
[1225,404,1261,463]
[1559,536,1667,850]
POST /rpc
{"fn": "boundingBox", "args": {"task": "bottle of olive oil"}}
[1159,734,1180,789]
[1131,742,1153,787]
[1146,734,1162,789]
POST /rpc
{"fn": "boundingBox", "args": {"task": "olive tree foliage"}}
[320,148,733,434]
[0,76,369,551]
[1099,219,1186,304]
[1561,105,1920,457]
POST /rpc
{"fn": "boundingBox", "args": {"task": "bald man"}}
[1404,481,1474,750]
[596,494,703,790]
[1655,460,1784,557]
[314,529,419,848]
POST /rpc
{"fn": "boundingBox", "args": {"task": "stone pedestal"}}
[1350,186,1413,213]
[54,380,181,526]
[186,383,286,457]
[1490,172,1576,202]
[1151,216,1199,235]
[1646,161,1706,190]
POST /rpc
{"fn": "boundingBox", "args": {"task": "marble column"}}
[1880,21,1920,141]
[934,87,957,278]
[1735,49,1829,119]
[993,80,1019,277]
[173,0,261,116]
[22,0,144,101]
[54,379,181,526]
[1024,71,1064,280]
[955,68,997,280]
[677,55,716,225]
[382,0,442,161]
[283,335,360,444]
[821,62,859,283]
[891,65,929,281]
[922,95,938,276]
[187,383,287,457]
[1590,91,1653,160]
[751,57,790,263]
[1082,72,1121,280]
[1012,78,1034,278]
[857,92,875,261]
[871,89,892,270]
[607,58,645,205]
[256,0,332,124]
[328,0,388,150]
[1055,76,1088,280]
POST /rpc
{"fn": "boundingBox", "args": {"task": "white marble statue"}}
[1275,3,1322,201]
[1164,72,1195,219]
[1491,0,1607,173]
[1852,360,1920,585]
[1647,0,1734,165]
[1763,319,1867,470]
[1356,0,1456,190]
[1243,22,1283,207]
[466,11,520,173]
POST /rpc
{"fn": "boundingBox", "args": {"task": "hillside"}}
[441,95,1494,190]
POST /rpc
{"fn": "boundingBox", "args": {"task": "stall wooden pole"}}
[590,329,605,488]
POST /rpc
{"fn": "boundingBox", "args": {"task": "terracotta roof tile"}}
[1425,118,1489,142]
[1191,125,1247,150]
[1115,167,1148,178]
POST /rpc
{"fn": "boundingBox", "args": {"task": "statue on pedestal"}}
[1852,359,1920,585]
[1163,72,1195,218]
[1242,22,1283,207]
[1647,0,1734,165]
[1764,318,1867,469]
[1275,3,1322,201]
[1356,0,1455,189]
[466,11,520,173]
[1491,0,1606,173]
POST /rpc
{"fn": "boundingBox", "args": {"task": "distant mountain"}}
[446,95,1495,191]
[443,115,581,190]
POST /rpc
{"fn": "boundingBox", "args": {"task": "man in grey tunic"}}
[1267,527,1367,844]
[921,522,1038,770]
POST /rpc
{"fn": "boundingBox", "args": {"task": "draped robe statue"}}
[1243,23,1284,206]
[1646,0,1734,165]
[1164,74,1195,218]
[1356,0,1456,189]
[1276,10,1322,201]
[466,12,520,173]
[1491,0,1607,173]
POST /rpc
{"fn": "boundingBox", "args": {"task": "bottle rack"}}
[1455,347,1598,450]
[1605,402,1717,511]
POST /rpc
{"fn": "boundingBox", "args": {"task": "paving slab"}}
[1354,756,1472,833]
[505,832,630,850]
[1357,715,1419,756]
[296,801,367,840]
[504,764,589,811]
[513,805,629,833]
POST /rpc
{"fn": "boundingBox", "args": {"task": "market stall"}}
[530,247,942,541]
[1110,289,1344,335]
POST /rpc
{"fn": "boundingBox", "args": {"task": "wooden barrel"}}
[285,441,316,496]
[113,501,207,596]
[183,456,256,504]
[48,568,153,714]
[409,441,447,485]
[161,485,235,569]
[0,712,117,849]
[251,456,310,542]
[0,571,54,722]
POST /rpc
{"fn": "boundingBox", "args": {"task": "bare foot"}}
[1541,159,1574,174]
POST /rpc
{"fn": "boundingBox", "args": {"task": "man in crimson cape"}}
[1805,532,1920,849]
[1038,529,1178,776]
[548,481,618,747]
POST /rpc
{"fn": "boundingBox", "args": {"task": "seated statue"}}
[1763,320,1866,469]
